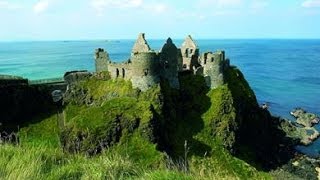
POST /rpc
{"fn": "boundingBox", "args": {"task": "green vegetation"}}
[0,69,275,179]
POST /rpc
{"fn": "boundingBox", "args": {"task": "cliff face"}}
[154,67,292,170]
[224,67,293,169]
[0,80,57,132]
[0,65,293,177]
[58,66,291,171]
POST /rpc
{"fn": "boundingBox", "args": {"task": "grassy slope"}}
[0,70,272,179]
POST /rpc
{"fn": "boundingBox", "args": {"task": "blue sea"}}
[0,39,320,155]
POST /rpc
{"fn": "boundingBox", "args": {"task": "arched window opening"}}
[122,68,125,78]
[211,57,214,62]
[116,68,120,78]
[185,48,189,58]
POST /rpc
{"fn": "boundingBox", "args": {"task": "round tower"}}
[130,33,161,91]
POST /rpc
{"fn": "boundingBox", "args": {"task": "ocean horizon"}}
[1,39,320,155]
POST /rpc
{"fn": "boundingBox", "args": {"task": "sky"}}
[0,0,320,40]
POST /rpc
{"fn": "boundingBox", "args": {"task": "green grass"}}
[0,144,144,180]
[0,143,271,180]
[18,114,60,148]
[80,77,137,101]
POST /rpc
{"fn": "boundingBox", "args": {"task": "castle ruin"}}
[94,33,230,91]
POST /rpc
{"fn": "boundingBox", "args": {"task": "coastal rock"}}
[0,75,28,86]
[63,70,92,85]
[0,131,19,144]
[274,155,320,180]
[290,108,319,127]
[279,118,320,146]
[0,77,57,132]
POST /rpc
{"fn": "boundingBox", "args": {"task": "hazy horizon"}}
[1,37,320,43]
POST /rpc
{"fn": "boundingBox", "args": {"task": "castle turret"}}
[94,48,109,73]
[130,33,161,91]
[200,50,226,89]
[181,35,200,71]
[132,33,151,54]
[160,38,181,88]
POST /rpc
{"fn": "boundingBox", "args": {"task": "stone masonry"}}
[94,33,230,91]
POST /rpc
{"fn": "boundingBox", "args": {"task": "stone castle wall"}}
[108,62,132,80]
[181,35,200,71]
[93,34,230,91]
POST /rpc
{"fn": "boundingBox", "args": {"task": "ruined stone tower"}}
[132,33,151,54]
[159,38,182,89]
[94,48,109,73]
[130,33,160,91]
[200,51,229,89]
[181,35,200,71]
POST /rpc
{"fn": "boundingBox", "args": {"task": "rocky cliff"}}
[58,65,294,171]
[0,65,304,178]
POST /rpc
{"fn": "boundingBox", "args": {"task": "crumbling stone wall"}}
[93,33,230,91]
[132,33,151,54]
[181,35,200,70]
[94,48,109,73]
[108,62,132,80]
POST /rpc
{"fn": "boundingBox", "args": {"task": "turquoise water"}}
[1,39,320,155]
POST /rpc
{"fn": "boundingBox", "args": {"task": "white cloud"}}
[249,0,268,14]
[250,0,268,9]
[152,4,167,13]
[91,0,144,16]
[91,0,169,16]
[144,3,169,14]
[216,0,242,7]
[91,0,143,14]
[302,0,320,8]
[0,1,22,10]
[197,0,243,8]
[33,0,50,14]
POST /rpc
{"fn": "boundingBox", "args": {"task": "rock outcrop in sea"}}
[291,108,320,127]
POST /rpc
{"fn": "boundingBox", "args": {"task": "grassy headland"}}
[0,67,300,179]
